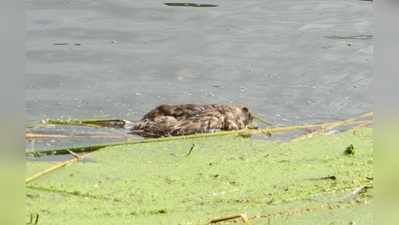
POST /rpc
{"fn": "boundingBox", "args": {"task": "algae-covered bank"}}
[26,128,373,225]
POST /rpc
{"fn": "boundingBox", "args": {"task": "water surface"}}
[26,0,373,148]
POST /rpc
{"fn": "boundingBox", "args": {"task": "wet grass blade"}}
[43,118,127,128]
[252,114,273,126]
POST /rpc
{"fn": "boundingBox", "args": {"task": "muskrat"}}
[129,104,254,138]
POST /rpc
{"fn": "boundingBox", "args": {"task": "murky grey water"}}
[26,0,373,150]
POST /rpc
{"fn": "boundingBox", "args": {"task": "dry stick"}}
[185,144,196,157]
[352,120,373,129]
[289,120,371,142]
[43,118,127,128]
[251,112,372,136]
[66,150,82,159]
[25,113,373,157]
[26,142,118,156]
[25,133,70,139]
[321,112,373,131]
[206,213,251,225]
[253,114,273,126]
[25,132,126,139]
[289,112,373,142]
[25,152,90,184]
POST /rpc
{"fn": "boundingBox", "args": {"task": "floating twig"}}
[206,213,251,225]
[43,118,127,128]
[164,3,218,7]
[25,133,70,139]
[253,114,273,126]
[25,132,126,139]
[185,144,196,157]
[289,112,372,142]
[325,34,373,40]
[66,150,82,159]
[53,42,69,45]
[308,175,337,181]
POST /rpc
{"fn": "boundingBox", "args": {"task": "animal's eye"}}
[242,107,249,112]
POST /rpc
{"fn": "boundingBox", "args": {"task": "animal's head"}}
[238,106,254,125]
[235,106,273,128]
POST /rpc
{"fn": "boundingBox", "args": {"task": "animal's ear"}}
[242,107,249,112]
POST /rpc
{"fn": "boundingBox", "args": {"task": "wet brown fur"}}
[130,104,254,137]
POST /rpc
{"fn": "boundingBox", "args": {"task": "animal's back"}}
[130,104,253,138]
[141,104,221,120]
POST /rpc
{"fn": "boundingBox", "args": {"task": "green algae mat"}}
[26,128,373,225]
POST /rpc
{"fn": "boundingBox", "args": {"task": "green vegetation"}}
[26,128,373,225]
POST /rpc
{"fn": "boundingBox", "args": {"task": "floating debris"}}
[164,3,218,7]
[207,213,251,225]
[325,35,373,40]
[43,118,127,128]
[185,144,196,157]
[53,42,82,46]
[344,144,355,155]
[308,175,337,181]
[53,42,69,46]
